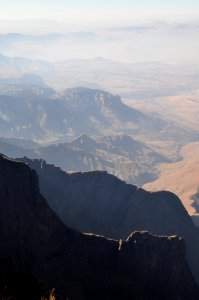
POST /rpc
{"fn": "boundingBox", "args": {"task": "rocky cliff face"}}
[0,154,198,299]
[21,157,195,237]
[20,157,199,284]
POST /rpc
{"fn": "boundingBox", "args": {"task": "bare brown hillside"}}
[144,142,199,216]
[126,90,199,132]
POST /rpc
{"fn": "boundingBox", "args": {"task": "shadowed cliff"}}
[20,157,199,285]
[0,154,198,299]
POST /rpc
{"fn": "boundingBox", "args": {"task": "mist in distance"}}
[0,18,199,64]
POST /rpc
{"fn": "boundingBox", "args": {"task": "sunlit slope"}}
[144,142,199,216]
[129,90,199,132]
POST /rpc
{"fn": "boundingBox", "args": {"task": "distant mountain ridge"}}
[0,134,169,185]
[0,86,197,144]
[1,52,198,101]
[0,73,45,86]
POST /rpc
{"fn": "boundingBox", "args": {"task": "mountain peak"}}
[60,87,121,106]
[71,134,98,149]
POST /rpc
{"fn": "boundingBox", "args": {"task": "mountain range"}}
[0,85,198,211]
[0,133,170,185]
[1,27,199,300]
[0,86,197,144]
[0,52,199,100]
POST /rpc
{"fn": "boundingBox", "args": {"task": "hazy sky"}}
[1,0,199,22]
[1,0,199,10]
[0,0,199,64]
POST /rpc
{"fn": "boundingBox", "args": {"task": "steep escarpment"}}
[22,157,194,237]
[21,157,199,283]
[0,154,198,299]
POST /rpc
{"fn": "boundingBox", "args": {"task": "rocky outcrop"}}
[0,154,198,299]
[20,157,199,284]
